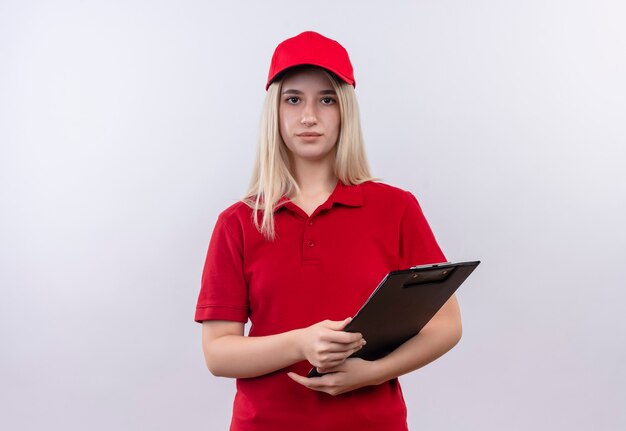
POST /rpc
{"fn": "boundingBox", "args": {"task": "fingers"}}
[287,371,345,397]
[288,358,370,396]
[288,372,334,392]
[301,318,366,369]
[322,338,366,353]
[315,364,341,374]
[311,355,347,370]
[288,372,318,389]
[322,331,363,345]
[319,320,363,345]
[323,317,352,331]
[314,338,364,366]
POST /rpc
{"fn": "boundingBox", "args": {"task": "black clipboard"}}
[307,260,480,377]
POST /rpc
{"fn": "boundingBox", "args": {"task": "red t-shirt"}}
[196,180,446,431]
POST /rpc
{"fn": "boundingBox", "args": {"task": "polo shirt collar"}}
[326,180,364,207]
[274,180,364,214]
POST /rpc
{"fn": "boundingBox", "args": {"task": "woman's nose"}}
[300,102,317,126]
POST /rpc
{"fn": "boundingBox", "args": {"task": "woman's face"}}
[279,68,340,166]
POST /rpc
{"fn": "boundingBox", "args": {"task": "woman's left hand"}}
[287,358,382,396]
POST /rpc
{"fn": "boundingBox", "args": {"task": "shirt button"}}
[307,240,315,248]
[308,220,313,226]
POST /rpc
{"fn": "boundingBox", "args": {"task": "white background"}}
[1,1,625,429]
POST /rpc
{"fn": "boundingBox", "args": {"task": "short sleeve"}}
[398,192,447,268]
[194,214,249,323]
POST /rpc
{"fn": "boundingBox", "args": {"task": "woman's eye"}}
[286,97,300,104]
[321,97,335,105]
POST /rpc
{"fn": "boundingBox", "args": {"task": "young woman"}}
[195,31,462,431]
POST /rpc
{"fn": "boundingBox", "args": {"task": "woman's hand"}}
[297,318,366,370]
[287,358,381,396]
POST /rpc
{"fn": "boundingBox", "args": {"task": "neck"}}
[291,157,337,196]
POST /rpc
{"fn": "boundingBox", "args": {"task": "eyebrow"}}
[281,89,337,95]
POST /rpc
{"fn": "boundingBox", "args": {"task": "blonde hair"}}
[244,69,373,240]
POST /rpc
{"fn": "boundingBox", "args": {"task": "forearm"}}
[203,318,363,379]
[371,296,463,384]
[373,321,461,384]
[204,328,304,378]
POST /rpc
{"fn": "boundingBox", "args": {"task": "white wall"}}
[1,1,624,429]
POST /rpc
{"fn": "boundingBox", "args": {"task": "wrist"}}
[289,327,307,362]
[367,358,391,386]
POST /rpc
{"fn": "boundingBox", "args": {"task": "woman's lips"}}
[297,132,322,137]
[296,132,323,142]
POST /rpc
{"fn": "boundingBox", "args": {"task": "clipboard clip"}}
[404,263,455,287]
[409,261,451,270]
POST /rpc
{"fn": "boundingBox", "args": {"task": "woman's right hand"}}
[297,318,366,371]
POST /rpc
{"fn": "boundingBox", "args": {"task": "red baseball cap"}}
[266,31,355,90]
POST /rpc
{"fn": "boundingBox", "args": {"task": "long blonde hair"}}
[244,69,373,240]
